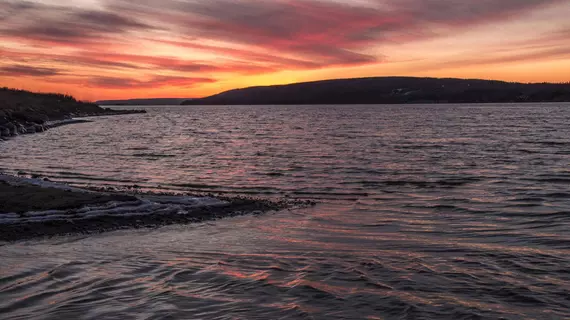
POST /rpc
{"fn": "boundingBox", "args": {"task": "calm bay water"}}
[1,104,570,319]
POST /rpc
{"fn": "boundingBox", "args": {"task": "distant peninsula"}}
[182,77,570,105]
[97,98,193,106]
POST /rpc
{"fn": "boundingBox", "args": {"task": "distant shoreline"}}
[181,76,570,106]
[1,88,146,139]
[1,110,146,140]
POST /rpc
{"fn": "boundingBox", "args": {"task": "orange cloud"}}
[0,0,569,100]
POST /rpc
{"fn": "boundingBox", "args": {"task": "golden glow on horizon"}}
[1,0,569,100]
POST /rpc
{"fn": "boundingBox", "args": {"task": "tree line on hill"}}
[181,77,570,105]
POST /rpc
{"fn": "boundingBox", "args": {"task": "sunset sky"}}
[1,0,569,101]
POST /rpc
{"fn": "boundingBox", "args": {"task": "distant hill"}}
[96,98,192,106]
[181,77,570,105]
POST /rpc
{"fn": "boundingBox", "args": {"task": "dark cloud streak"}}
[0,0,154,45]
[85,75,216,89]
[0,65,62,77]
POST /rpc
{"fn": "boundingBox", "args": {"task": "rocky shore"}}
[0,175,306,242]
[0,87,145,139]
[0,88,312,242]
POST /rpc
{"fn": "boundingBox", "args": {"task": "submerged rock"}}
[5,123,17,136]
[25,126,36,134]
[0,127,9,137]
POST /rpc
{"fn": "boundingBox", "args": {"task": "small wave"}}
[523,178,570,184]
[132,153,176,158]
[516,149,542,154]
[126,147,150,151]
[291,191,369,197]
[172,183,221,189]
[543,192,570,198]
[522,140,570,146]
[265,172,285,177]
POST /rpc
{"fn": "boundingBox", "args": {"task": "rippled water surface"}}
[1,104,570,319]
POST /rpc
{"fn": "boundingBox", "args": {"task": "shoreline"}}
[1,87,147,139]
[0,174,306,242]
[0,109,146,140]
